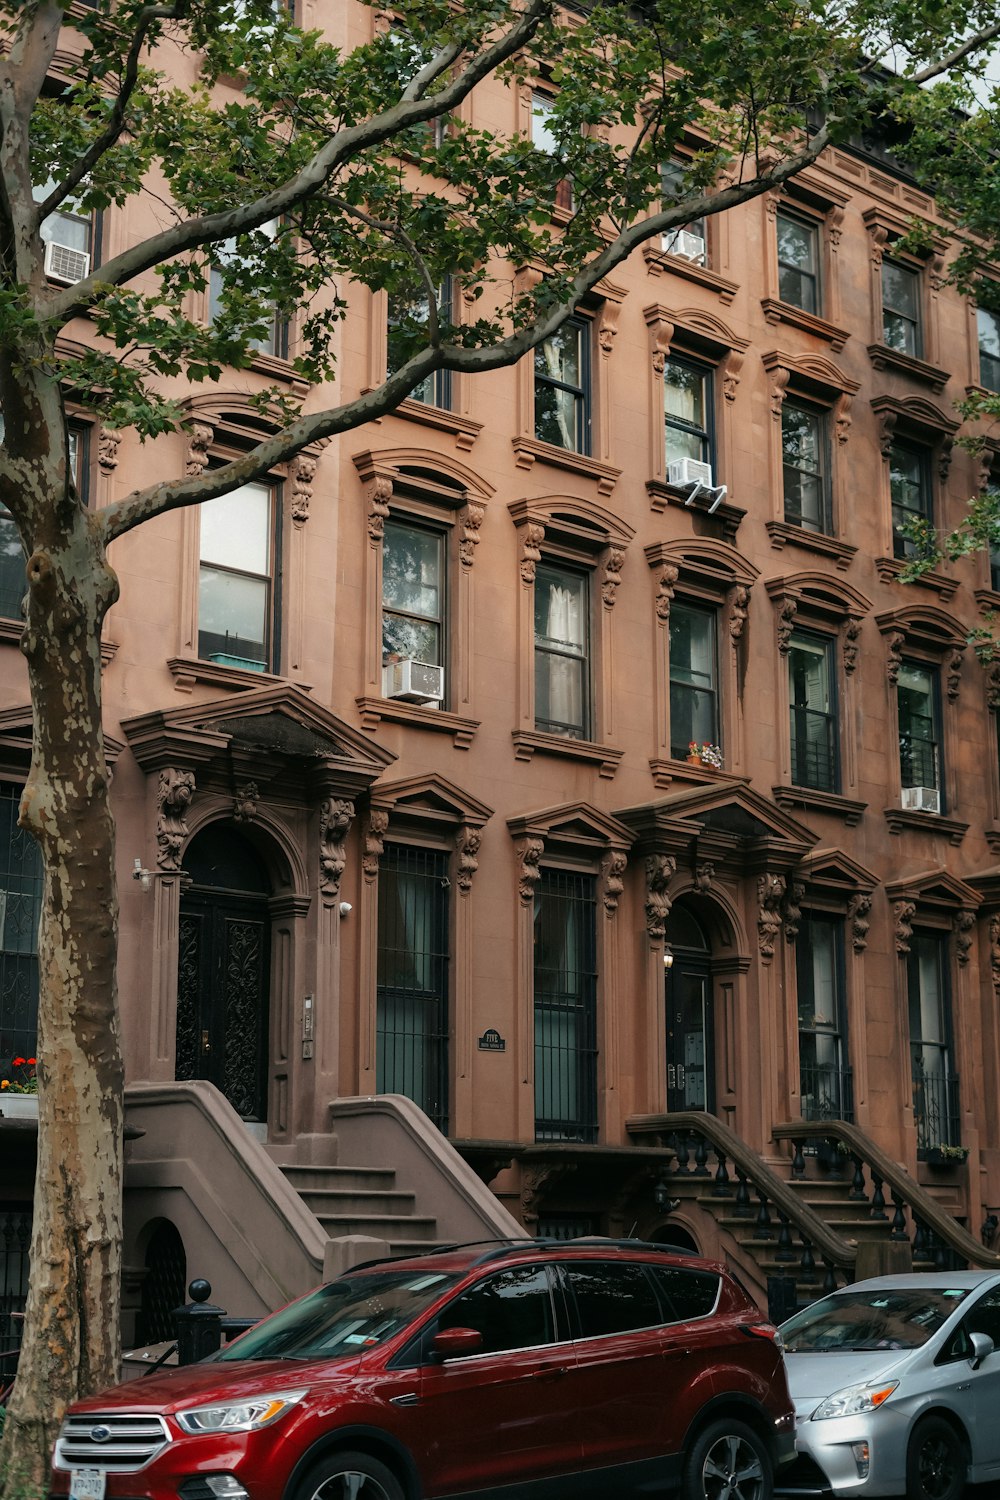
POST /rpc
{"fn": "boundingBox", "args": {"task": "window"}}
[795,913,850,1122]
[978,307,1000,391]
[782,402,828,533]
[669,603,718,760]
[531,91,573,213]
[661,161,707,265]
[882,259,922,357]
[788,632,837,792]
[664,358,712,473]
[776,210,819,314]
[907,931,958,1151]
[0,782,43,1063]
[563,1262,662,1337]
[534,868,597,1143]
[898,661,941,802]
[534,563,590,739]
[377,843,449,1132]
[387,279,453,409]
[35,179,93,284]
[382,519,445,670]
[648,1266,719,1321]
[0,426,87,621]
[437,1265,557,1352]
[890,440,932,560]
[198,480,277,671]
[534,319,590,454]
[992,541,1000,594]
[209,221,287,359]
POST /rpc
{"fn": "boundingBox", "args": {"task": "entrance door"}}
[665,904,714,1113]
[176,825,271,1121]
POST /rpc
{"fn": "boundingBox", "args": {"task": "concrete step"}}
[313,1212,439,1239]
[280,1164,400,1191]
[291,1187,420,1217]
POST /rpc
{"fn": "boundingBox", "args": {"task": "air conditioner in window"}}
[669,230,707,264]
[902,785,940,814]
[669,457,714,489]
[43,239,91,285]
[382,658,444,704]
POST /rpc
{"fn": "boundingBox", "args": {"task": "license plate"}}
[70,1469,106,1500]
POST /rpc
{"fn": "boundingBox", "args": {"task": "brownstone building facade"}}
[4,2,1000,1340]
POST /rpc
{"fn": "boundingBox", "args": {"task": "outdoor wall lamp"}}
[663,945,674,970]
[653,1173,681,1215]
[132,856,152,892]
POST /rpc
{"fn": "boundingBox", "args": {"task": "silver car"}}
[778,1271,1000,1500]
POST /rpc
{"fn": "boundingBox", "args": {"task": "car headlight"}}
[176,1389,308,1434]
[811,1381,899,1421]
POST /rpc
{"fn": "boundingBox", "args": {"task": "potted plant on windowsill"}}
[921,1143,970,1166]
[0,1055,38,1118]
[687,741,723,770]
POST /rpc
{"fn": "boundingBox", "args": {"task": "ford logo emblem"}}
[89,1425,112,1444]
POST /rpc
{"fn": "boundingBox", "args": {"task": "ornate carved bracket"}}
[363,809,388,882]
[455,825,482,895]
[876,407,898,458]
[185,421,214,478]
[757,874,786,961]
[647,312,675,375]
[990,915,1000,1000]
[366,475,393,544]
[597,300,621,358]
[98,427,122,474]
[459,500,486,568]
[644,854,676,940]
[291,454,317,527]
[988,663,1000,710]
[893,899,916,954]
[782,880,805,943]
[729,584,751,645]
[848,892,872,952]
[602,850,628,916]
[866,218,889,268]
[843,617,862,675]
[938,438,954,483]
[694,861,714,893]
[320,797,354,901]
[518,837,544,905]
[233,781,259,824]
[777,597,798,654]
[156,768,195,871]
[954,908,976,966]
[768,365,791,421]
[602,547,625,609]
[654,562,678,623]
[885,630,906,686]
[946,647,964,701]
[833,392,853,446]
[722,348,744,404]
[519,522,545,585]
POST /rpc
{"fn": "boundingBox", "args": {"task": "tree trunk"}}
[0,513,121,1498]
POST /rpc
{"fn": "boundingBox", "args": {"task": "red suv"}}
[52,1238,795,1500]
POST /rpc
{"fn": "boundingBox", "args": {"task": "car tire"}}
[681,1417,773,1500]
[293,1450,405,1500]
[905,1416,966,1500]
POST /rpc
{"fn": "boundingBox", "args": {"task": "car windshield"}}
[217,1269,458,1361]
[782,1286,970,1353]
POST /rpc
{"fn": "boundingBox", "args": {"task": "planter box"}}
[0,1094,38,1119]
[922,1147,968,1167]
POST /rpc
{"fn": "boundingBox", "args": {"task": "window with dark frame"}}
[531,91,573,213]
[882,258,922,357]
[788,631,838,792]
[660,160,707,265]
[534,318,590,454]
[197,479,278,672]
[0,781,43,1064]
[34,178,94,285]
[669,602,718,760]
[664,357,713,472]
[890,439,933,560]
[978,307,1000,390]
[782,400,829,533]
[534,561,590,740]
[208,220,288,360]
[897,660,941,801]
[795,912,851,1123]
[381,518,445,672]
[776,209,820,314]
[387,278,453,410]
[907,930,958,1152]
[533,867,598,1144]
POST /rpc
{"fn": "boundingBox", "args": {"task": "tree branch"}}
[910,20,1000,85]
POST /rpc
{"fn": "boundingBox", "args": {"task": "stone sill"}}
[650,757,737,790]
[511,438,620,496]
[167,656,307,695]
[642,245,738,305]
[874,556,957,601]
[868,343,949,393]
[646,479,745,543]
[884,806,968,845]
[760,299,849,351]
[772,785,867,825]
[366,392,482,452]
[512,729,622,778]
[356,695,478,748]
[765,522,857,572]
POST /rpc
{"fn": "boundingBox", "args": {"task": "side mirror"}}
[970,1331,994,1368]
[430,1326,483,1362]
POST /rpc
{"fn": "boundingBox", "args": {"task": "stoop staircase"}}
[274,1160,442,1257]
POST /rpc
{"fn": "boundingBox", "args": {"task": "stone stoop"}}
[269,1157,444,1259]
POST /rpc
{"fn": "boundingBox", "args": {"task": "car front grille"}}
[53,1413,171,1472]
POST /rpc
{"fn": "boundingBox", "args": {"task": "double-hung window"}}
[198,481,278,672]
[788,632,837,792]
[35,178,93,285]
[209,220,287,359]
[664,358,712,474]
[535,319,590,454]
[776,210,820,314]
[907,932,958,1151]
[669,603,718,759]
[897,661,941,806]
[796,913,851,1122]
[531,91,573,213]
[978,308,1000,391]
[890,440,932,560]
[882,259,922,357]
[661,161,707,265]
[782,401,828,533]
[533,867,598,1143]
[387,279,453,409]
[534,563,590,739]
[382,518,445,671]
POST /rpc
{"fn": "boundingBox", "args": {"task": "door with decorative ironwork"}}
[176,892,270,1121]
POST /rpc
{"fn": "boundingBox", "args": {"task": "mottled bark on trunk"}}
[0,511,120,1499]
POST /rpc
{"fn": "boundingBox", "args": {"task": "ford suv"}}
[52,1237,795,1500]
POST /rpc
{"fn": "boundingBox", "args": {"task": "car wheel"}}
[905,1416,966,1500]
[293,1451,405,1500]
[682,1417,773,1500]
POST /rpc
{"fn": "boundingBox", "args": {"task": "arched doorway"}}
[176,823,271,1121]
[665,902,714,1113]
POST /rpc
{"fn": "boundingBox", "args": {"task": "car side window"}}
[436,1265,558,1354]
[563,1261,663,1338]
[939,1289,1000,1364]
[649,1266,721,1322]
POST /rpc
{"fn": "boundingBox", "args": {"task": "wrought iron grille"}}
[790,708,836,791]
[911,1057,961,1151]
[537,1215,599,1240]
[0,783,42,1062]
[534,869,598,1143]
[899,720,938,788]
[0,1206,30,1389]
[134,1220,187,1346]
[799,1062,854,1123]
[377,844,450,1132]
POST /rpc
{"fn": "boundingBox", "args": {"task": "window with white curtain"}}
[534,563,589,739]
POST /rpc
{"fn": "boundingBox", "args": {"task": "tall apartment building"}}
[4,2,1000,1340]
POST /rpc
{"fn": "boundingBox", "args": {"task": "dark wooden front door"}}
[176,891,270,1121]
[666,960,714,1113]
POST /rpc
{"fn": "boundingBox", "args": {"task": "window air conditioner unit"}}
[670,230,707,264]
[669,457,713,489]
[902,785,940,814]
[382,658,444,704]
[44,239,91,285]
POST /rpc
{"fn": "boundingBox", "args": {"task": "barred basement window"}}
[533,867,597,1143]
